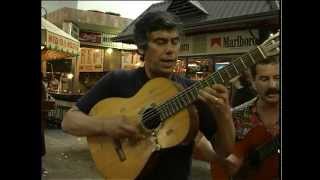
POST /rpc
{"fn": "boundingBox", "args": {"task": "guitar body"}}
[87,78,199,180]
[211,125,279,180]
[240,126,279,180]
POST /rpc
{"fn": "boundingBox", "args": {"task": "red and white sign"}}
[207,30,259,54]
[79,31,102,44]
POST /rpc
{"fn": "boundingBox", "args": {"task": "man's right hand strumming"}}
[62,106,138,138]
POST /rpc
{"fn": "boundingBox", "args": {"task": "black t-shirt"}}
[76,67,217,180]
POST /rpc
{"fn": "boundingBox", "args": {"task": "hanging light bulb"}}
[67,73,74,79]
[106,48,113,55]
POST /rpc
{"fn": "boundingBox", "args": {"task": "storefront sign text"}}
[210,35,256,48]
[79,31,102,44]
[47,31,80,54]
[207,29,259,54]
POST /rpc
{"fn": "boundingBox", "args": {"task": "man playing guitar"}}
[62,11,235,180]
[212,55,280,180]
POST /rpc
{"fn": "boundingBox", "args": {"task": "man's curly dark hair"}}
[134,11,183,61]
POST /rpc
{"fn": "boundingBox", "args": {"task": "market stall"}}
[41,17,80,61]
[41,17,81,94]
[41,17,81,128]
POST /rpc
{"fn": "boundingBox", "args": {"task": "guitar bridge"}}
[112,139,126,161]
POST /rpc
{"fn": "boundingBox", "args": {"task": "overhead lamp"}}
[106,48,113,55]
[67,73,74,79]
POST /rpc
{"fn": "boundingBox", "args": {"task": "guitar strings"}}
[141,63,243,128]
[141,63,257,128]
[140,65,235,127]
[140,39,278,127]
[141,74,222,127]
[140,48,263,126]
[140,81,201,126]
[140,82,197,124]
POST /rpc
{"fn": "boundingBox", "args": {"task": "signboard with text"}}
[79,31,137,50]
[179,35,192,56]
[207,30,259,54]
[79,31,102,44]
[178,29,259,56]
[46,31,80,55]
[102,33,137,50]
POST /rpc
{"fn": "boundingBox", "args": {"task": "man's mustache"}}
[265,88,279,96]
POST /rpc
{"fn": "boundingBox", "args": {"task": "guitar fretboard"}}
[157,47,265,121]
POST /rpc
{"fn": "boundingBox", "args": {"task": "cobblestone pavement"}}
[42,129,211,180]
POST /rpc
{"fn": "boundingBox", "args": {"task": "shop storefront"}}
[41,17,81,128]
[41,17,80,95]
[77,30,139,92]
[113,1,279,81]
[177,29,260,80]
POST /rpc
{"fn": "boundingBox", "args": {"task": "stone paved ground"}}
[42,129,211,180]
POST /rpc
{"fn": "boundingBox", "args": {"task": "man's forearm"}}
[211,113,235,157]
[62,106,104,137]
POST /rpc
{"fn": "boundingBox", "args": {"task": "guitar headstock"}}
[258,31,280,59]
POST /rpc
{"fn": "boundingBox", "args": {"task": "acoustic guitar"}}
[211,125,280,180]
[87,32,280,179]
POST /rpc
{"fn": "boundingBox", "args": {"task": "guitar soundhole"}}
[142,108,161,130]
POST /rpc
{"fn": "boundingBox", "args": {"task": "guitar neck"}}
[157,46,266,121]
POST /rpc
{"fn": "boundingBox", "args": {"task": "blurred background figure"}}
[41,73,48,157]
[231,71,257,107]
